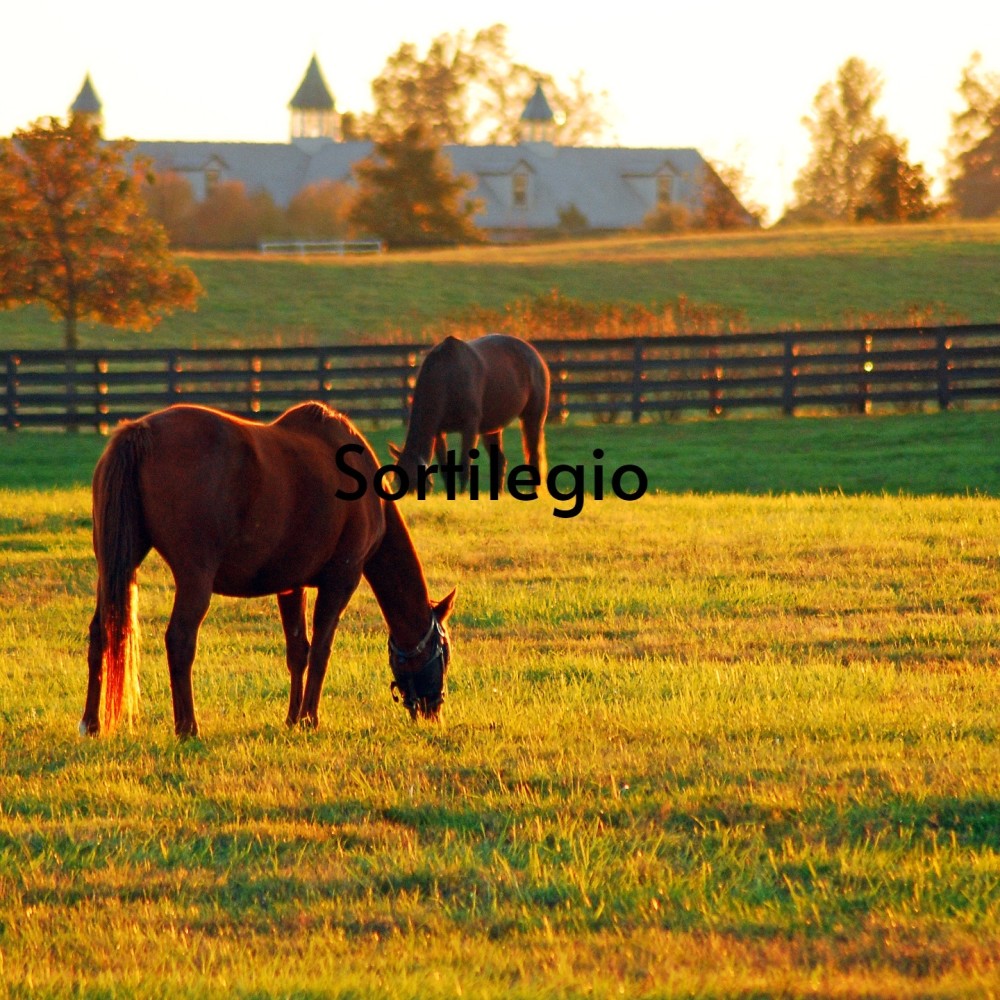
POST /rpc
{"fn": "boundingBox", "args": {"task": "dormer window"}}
[513,171,529,208]
[657,172,674,206]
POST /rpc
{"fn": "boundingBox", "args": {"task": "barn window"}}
[657,173,674,206]
[513,172,529,207]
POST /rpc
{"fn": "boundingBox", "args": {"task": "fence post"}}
[706,344,723,417]
[167,352,182,401]
[781,335,797,416]
[317,350,328,400]
[64,350,81,431]
[857,334,873,415]
[5,355,18,431]
[402,351,417,423]
[93,356,109,432]
[936,329,952,410]
[630,338,645,423]
[248,356,262,414]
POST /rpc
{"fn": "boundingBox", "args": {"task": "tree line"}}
[785,53,1000,224]
[146,25,610,251]
[142,45,1000,244]
[3,33,1000,349]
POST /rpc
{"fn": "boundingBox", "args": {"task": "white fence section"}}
[258,240,385,256]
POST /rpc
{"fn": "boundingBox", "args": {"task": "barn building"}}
[70,58,752,240]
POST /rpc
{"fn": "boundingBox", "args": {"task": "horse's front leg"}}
[277,588,309,726]
[80,606,103,735]
[433,433,449,468]
[459,428,480,493]
[483,430,506,494]
[165,577,212,738]
[299,572,362,729]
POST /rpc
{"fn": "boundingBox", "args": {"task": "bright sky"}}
[4,0,999,222]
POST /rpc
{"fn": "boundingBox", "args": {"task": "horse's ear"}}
[388,442,402,461]
[434,588,457,623]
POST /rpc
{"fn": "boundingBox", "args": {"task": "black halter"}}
[388,613,448,716]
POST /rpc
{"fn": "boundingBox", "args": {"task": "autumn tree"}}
[946,52,1000,217]
[699,159,763,229]
[791,58,895,222]
[186,180,283,250]
[349,124,483,248]
[364,24,608,146]
[286,180,355,239]
[0,116,201,349]
[856,138,936,222]
[142,170,197,247]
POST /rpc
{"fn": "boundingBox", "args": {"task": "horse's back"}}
[129,403,385,596]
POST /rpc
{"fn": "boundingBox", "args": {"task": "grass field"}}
[3,221,1000,349]
[2,414,1000,997]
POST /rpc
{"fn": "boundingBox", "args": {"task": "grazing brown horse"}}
[390,333,550,492]
[82,402,455,738]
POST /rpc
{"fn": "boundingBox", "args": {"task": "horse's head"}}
[388,441,430,489]
[388,589,456,721]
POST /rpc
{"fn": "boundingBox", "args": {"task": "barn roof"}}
[133,137,720,233]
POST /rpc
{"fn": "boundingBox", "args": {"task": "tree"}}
[142,170,197,247]
[0,116,201,349]
[699,159,763,229]
[946,53,1000,217]
[952,128,1000,218]
[365,25,608,146]
[791,58,895,222]
[856,138,937,222]
[286,180,355,239]
[186,180,283,250]
[350,124,483,249]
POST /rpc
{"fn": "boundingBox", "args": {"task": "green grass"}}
[2,418,1000,996]
[3,409,998,496]
[3,221,1000,349]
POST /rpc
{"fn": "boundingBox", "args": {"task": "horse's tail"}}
[93,421,150,732]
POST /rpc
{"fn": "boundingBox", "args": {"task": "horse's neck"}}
[363,501,432,647]
[404,383,445,461]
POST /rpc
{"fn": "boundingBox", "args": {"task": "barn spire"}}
[70,73,103,132]
[289,54,339,143]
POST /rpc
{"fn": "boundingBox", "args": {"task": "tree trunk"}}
[64,310,79,431]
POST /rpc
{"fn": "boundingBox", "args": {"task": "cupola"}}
[289,55,339,143]
[70,73,103,131]
[519,82,556,145]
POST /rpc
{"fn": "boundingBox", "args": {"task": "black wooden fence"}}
[4,324,1000,431]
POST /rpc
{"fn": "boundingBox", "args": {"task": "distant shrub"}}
[642,202,695,234]
[414,289,749,341]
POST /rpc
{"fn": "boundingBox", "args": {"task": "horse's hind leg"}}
[80,606,104,735]
[165,577,212,738]
[278,588,309,726]
[521,407,548,480]
[299,572,362,728]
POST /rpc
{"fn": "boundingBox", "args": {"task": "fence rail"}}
[4,324,1000,431]
[258,240,385,256]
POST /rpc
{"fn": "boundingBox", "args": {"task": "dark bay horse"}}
[390,333,550,491]
[82,402,455,738]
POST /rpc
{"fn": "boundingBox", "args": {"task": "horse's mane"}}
[274,401,363,440]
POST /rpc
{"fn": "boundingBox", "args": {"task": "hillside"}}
[2,221,1000,350]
